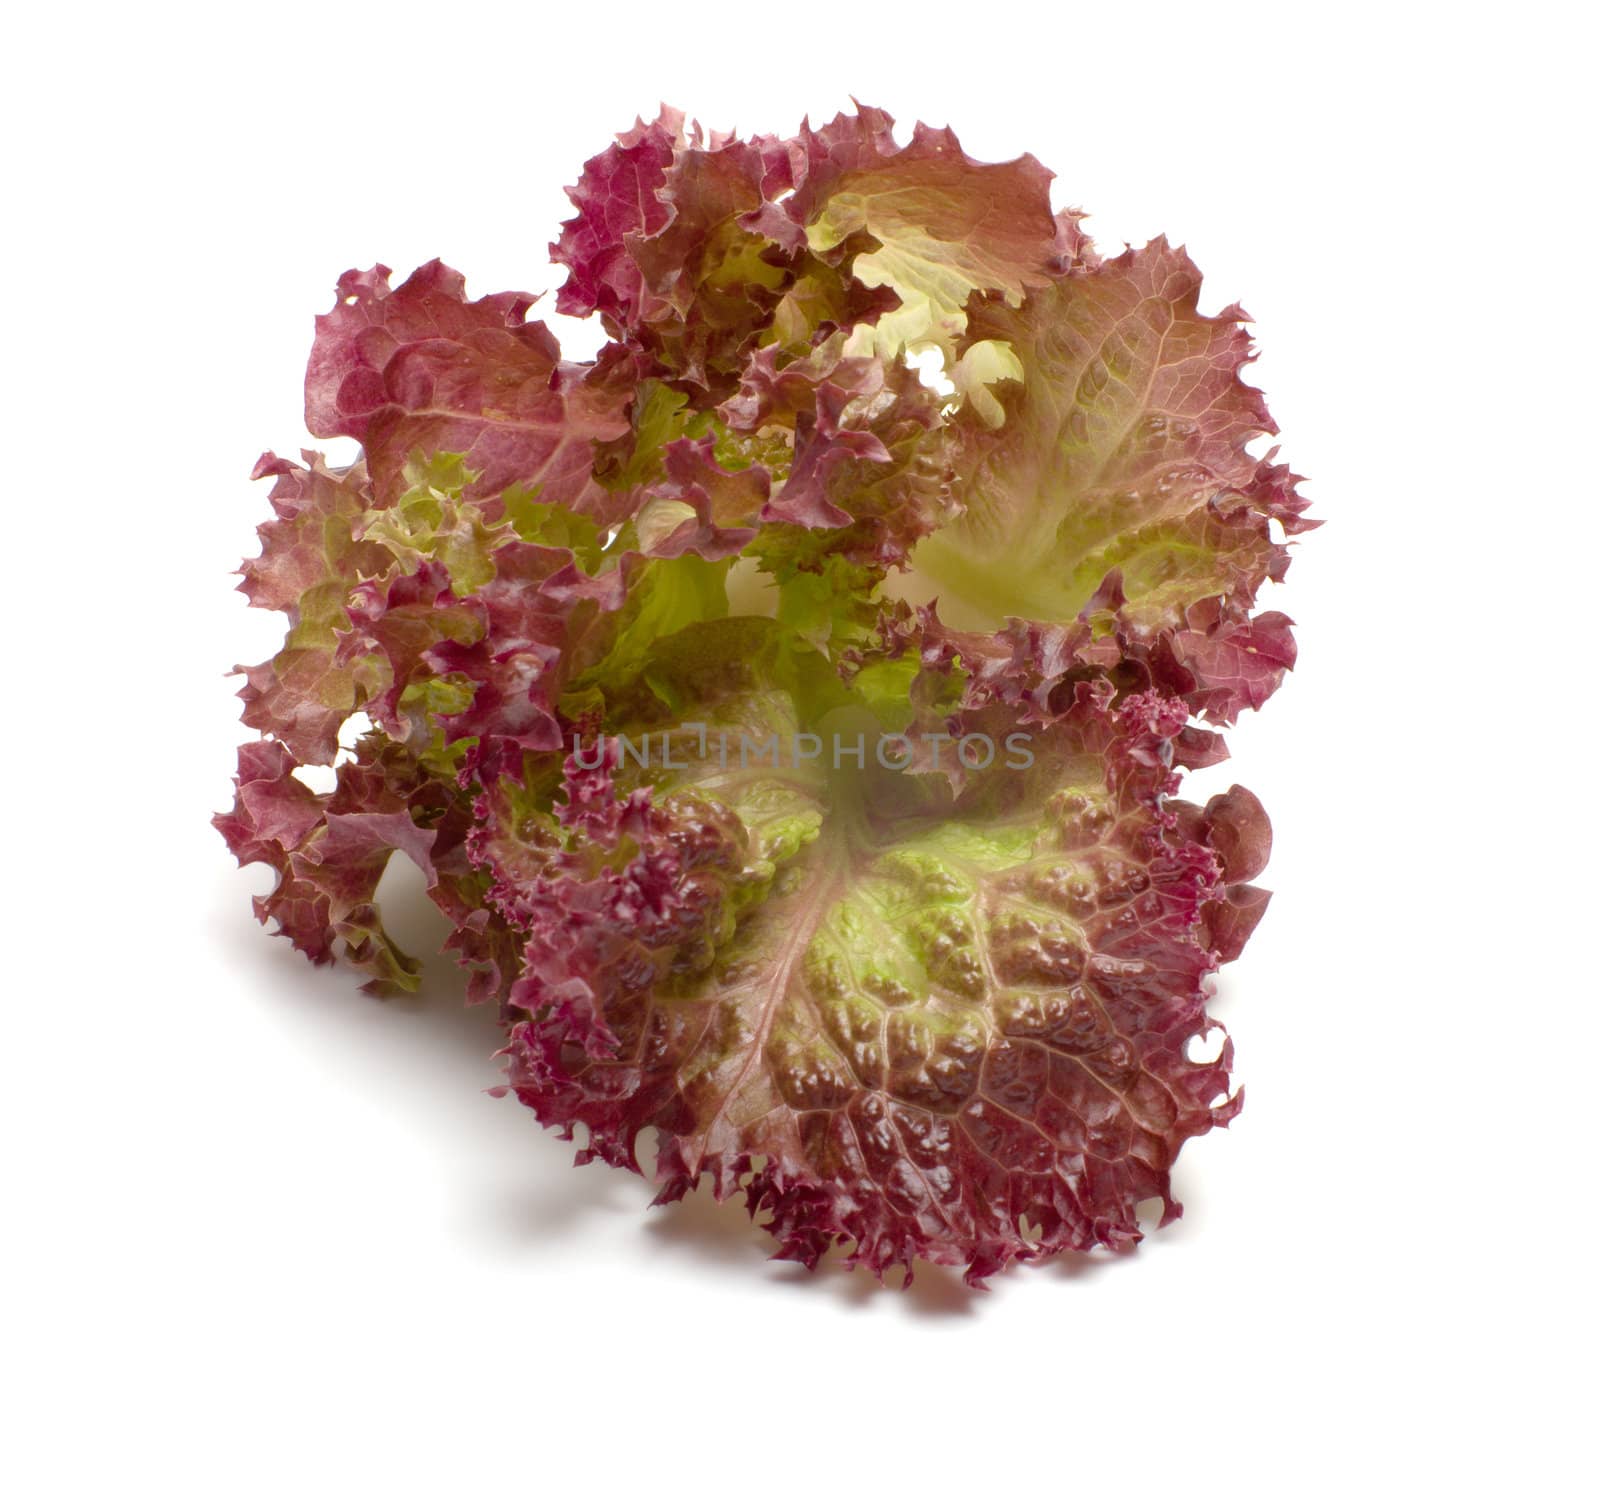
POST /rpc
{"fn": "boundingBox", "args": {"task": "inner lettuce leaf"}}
[799,121,1059,362]
[220,103,1311,1287]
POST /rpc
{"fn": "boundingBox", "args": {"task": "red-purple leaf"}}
[482,637,1247,1285]
[306,260,636,516]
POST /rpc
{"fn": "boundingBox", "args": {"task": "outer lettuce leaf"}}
[481,619,1255,1285]
[235,452,393,764]
[216,728,534,1004]
[551,109,680,329]
[214,739,443,995]
[305,260,637,516]
[552,109,795,392]
[914,238,1315,719]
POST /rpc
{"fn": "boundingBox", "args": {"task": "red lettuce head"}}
[219,103,1311,1287]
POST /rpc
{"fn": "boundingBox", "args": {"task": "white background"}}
[5,2,1595,1486]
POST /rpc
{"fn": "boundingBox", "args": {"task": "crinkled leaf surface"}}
[234,452,393,764]
[476,620,1252,1283]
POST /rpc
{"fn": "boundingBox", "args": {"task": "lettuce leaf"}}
[306,260,637,516]
[798,119,1058,362]
[913,239,1316,720]
[234,452,393,764]
[482,620,1252,1283]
